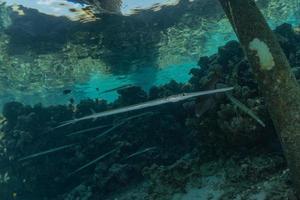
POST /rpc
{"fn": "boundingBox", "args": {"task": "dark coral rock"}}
[189,68,202,77]
[225,154,286,183]
[143,154,202,200]
[105,164,141,192]
[197,56,210,69]
[217,40,244,67]
[274,23,300,63]
[2,101,25,123]
[275,23,297,41]
[235,60,258,89]
[14,112,38,131]
[44,104,74,124]
[149,80,186,100]
[75,98,107,118]
[64,184,92,200]
[115,86,148,106]
[148,86,161,100]
[184,37,275,151]
[91,162,141,198]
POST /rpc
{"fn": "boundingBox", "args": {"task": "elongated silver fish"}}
[125,147,158,160]
[91,112,155,141]
[226,93,266,127]
[58,87,234,127]
[69,148,117,176]
[18,144,76,162]
[67,124,112,137]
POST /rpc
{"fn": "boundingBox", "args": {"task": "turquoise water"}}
[75,62,196,102]
[1,1,300,200]
[75,17,300,103]
[0,0,299,106]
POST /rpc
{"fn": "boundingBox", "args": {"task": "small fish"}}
[63,89,72,95]
[100,84,134,94]
[58,87,234,127]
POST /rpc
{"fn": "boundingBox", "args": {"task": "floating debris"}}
[18,144,76,162]
[69,148,118,176]
[58,87,234,127]
[226,93,266,127]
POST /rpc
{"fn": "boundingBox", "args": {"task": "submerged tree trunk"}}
[218,0,300,196]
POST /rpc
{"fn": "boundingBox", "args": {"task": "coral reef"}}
[0,92,189,199]
[0,22,299,199]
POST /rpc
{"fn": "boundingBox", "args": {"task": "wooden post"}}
[218,0,300,195]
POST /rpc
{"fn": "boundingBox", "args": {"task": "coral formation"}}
[0,22,299,199]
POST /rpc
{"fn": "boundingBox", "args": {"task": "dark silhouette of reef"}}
[0,23,299,199]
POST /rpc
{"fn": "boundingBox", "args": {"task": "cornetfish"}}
[58,87,234,127]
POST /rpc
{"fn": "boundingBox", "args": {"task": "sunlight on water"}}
[0,0,299,108]
[2,0,182,19]
[121,0,180,15]
[1,0,88,20]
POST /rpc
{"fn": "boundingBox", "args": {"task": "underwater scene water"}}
[0,0,300,199]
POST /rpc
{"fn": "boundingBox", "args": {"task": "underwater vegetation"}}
[0,19,300,199]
